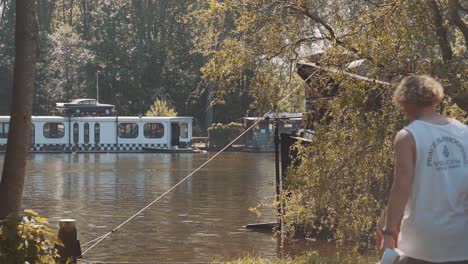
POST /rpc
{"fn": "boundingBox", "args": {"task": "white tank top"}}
[399,119,468,262]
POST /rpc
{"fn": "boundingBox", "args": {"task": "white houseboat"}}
[0,116,193,153]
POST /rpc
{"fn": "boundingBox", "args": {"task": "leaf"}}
[23,209,38,217]
[35,217,47,224]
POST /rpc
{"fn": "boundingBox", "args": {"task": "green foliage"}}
[0,210,60,264]
[145,99,178,117]
[207,122,243,148]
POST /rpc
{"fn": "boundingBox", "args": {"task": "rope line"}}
[79,60,388,258]
[81,234,108,247]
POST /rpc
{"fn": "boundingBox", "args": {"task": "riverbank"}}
[215,251,376,264]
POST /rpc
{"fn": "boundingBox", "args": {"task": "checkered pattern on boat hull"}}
[0,143,167,152]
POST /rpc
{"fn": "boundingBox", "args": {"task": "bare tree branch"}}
[363,0,395,8]
[279,1,393,67]
[428,0,453,61]
[338,3,399,41]
[266,36,328,60]
[280,3,360,54]
[457,0,468,12]
[448,0,468,50]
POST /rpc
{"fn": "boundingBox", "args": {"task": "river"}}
[0,152,322,262]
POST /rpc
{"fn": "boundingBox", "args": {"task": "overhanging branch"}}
[428,0,453,61]
[448,0,468,50]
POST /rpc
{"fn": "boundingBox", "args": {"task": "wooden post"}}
[57,219,81,264]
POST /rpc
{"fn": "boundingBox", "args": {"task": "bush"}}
[145,99,178,117]
[207,122,243,149]
[0,210,60,264]
[283,76,402,251]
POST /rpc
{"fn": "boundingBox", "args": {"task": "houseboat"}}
[0,116,193,153]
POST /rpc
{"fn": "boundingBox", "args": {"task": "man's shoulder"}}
[396,129,412,139]
[395,129,415,146]
[451,118,468,128]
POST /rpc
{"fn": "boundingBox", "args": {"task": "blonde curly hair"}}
[393,75,444,107]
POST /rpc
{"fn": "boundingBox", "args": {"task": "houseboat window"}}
[73,123,79,144]
[43,123,65,138]
[84,123,89,144]
[0,122,9,138]
[144,123,164,138]
[94,123,100,144]
[118,123,138,138]
[180,123,188,138]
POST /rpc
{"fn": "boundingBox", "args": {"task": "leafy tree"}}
[36,24,95,114]
[193,0,467,249]
[145,99,178,117]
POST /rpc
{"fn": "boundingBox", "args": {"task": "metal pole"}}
[68,116,71,153]
[274,119,281,227]
[116,112,119,153]
[96,70,99,102]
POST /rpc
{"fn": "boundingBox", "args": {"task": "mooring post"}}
[57,219,81,264]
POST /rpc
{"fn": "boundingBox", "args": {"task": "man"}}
[382,75,468,264]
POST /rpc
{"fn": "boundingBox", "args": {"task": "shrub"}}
[207,122,243,149]
[0,210,60,264]
[283,76,402,251]
[145,99,178,117]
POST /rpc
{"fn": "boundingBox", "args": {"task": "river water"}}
[0,152,322,262]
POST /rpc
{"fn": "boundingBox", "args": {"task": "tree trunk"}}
[0,0,39,220]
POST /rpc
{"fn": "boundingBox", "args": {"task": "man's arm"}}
[383,129,416,247]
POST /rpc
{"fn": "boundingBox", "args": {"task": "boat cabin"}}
[0,116,193,152]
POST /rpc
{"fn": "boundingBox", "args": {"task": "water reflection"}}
[0,152,284,262]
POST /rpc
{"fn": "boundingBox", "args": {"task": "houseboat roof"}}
[0,116,193,121]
